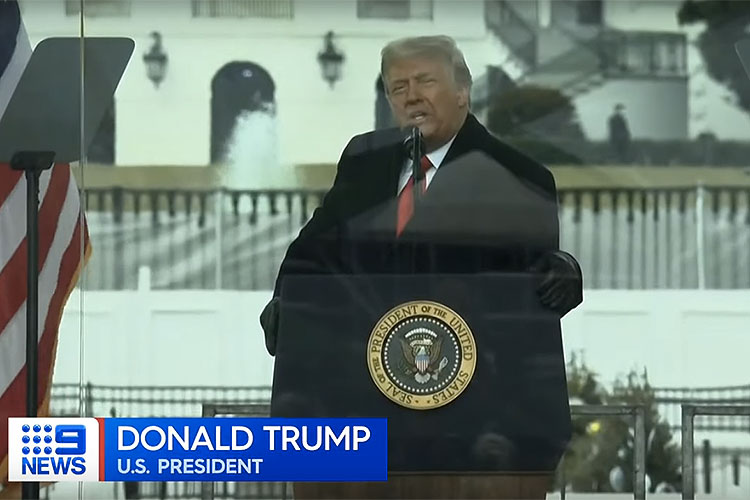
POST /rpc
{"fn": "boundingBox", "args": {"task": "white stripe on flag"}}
[0,169,53,270]
[0,174,80,396]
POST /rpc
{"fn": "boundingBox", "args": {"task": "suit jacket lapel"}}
[440,113,484,170]
[384,142,403,198]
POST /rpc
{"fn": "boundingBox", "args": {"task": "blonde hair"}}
[380,35,473,91]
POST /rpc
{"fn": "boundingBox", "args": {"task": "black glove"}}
[259,297,280,356]
[532,250,583,317]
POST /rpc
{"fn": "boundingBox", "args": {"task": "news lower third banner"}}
[8,417,387,482]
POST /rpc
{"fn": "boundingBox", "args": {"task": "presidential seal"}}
[367,301,477,410]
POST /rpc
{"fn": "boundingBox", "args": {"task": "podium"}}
[268,146,574,498]
[270,273,571,499]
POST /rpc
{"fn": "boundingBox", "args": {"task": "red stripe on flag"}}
[98,417,105,481]
[0,165,71,335]
[0,220,85,472]
[0,167,23,208]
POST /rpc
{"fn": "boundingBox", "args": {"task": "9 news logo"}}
[8,418,100,482]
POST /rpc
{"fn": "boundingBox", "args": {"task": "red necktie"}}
[396,156,433,237]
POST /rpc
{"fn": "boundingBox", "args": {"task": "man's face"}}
[385,56,469,152]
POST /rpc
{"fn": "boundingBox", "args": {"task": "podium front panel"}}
[271,273,571,474]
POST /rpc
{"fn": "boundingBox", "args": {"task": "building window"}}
[577,0,602,25]
[192,0,293,19]
[65,0,131,17]
[651,35,686,75]
[357,0,433,20]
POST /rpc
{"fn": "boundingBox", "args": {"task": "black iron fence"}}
[50,383,272,418]
[50,383,750,434]
[657,385,750,433]
[78,186,750,291]
[126,480,288,500]
[47,384,750,499]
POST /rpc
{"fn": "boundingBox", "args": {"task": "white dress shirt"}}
[397,134,457,194]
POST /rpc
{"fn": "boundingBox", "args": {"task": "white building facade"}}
[20,0,508,171]
[18,0,750,174]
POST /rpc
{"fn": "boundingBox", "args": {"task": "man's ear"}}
[457,86,469,109]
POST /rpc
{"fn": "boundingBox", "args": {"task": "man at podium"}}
[261,35,583,499]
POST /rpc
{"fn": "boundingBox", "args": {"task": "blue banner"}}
[103,418,388,482]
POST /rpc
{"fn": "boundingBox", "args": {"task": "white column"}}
[539,0,551,27]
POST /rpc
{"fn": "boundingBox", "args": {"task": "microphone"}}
[403,126,424,185]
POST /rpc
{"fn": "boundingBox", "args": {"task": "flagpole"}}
[12,151,54,500]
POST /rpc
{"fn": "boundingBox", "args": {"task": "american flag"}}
[0,0,91,488]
